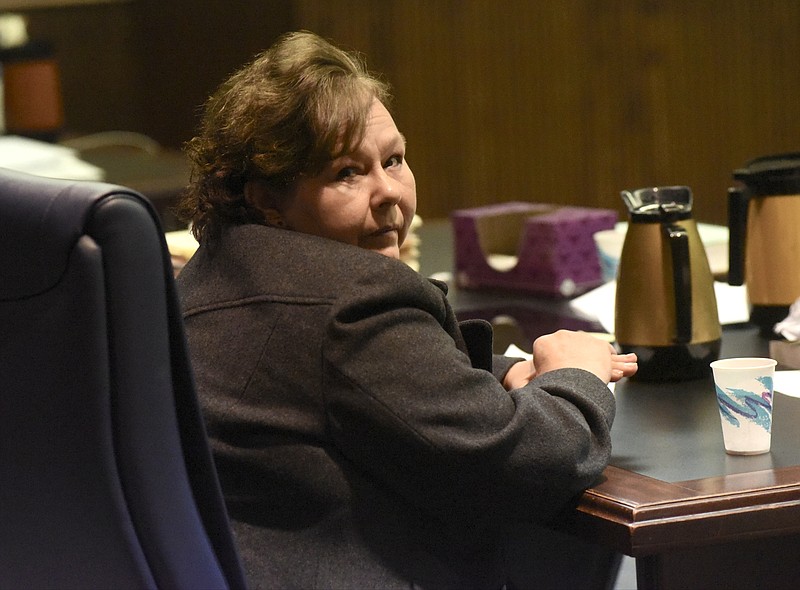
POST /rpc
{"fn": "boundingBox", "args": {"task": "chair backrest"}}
[0,167,247,590]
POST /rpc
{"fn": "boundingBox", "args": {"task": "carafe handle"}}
[727,186,749,286]
[665,223,692,343]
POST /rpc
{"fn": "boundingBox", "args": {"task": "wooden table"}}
[570,325,800,590]
[417,219,800,590]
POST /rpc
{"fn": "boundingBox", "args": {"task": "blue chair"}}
[0,168,247,589]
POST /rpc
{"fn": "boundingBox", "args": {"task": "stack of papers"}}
[0,135,104,181]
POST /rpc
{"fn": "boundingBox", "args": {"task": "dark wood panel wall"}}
[17,0,800,225]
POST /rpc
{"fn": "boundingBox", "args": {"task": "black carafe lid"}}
[733,152,800,195]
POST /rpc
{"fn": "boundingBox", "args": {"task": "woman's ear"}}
[263,209,286,227]
[245,180,287,227]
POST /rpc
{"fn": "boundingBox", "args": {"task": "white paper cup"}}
[710,357,777,455]
[592,229,625,282]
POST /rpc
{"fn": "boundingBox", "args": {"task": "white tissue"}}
[774,298,800,341]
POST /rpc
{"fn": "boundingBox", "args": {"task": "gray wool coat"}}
[177,223,616,589]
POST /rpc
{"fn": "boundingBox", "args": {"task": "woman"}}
[176,31,637,589]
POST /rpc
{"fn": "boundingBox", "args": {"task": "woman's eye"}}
[385,154,403,168]
[335,166,357,181]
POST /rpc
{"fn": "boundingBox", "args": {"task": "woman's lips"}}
[363,225,400,248]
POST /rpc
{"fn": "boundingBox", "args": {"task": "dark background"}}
[18,0,800,224]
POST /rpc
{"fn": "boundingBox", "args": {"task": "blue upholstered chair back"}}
[0,168,247,589]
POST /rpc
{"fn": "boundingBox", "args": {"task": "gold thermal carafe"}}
[728,153,800,334]
[615,186,721,381]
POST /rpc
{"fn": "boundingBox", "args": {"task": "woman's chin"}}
[372,246,400,259]
[361,232,401,259]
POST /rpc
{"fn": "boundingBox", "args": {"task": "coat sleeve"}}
[322,263,615,530]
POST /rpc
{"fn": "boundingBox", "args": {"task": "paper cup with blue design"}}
[710,357,777,455]
[592,229,625,282]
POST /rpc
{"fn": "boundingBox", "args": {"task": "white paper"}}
[714,282,751,325]
[774,298,800,341]
[569,280,617,334]
[569,280,750,335]
[773,370,800,398]
[0,135,104,181]
[505,344,532,360]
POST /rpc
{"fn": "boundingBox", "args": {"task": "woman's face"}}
[279,99,417,259]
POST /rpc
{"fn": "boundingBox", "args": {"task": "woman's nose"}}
[371,168,402,206]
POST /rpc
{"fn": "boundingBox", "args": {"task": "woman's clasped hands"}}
[503,329,638,390]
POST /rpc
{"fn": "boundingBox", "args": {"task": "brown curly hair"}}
[176,31,391,243]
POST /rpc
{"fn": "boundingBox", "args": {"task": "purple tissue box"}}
[450,202,617,298]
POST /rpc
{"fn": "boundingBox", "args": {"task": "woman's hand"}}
[609,351,638,382]
[502,330,638,390]
[502,358,537,390]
